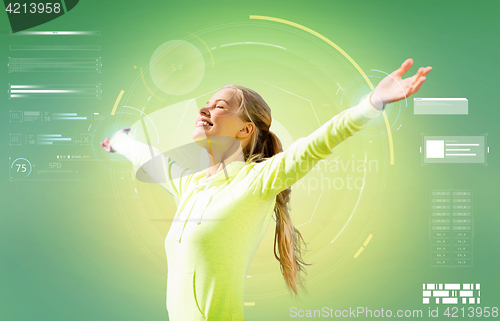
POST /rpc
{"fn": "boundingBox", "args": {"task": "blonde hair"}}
[223,84,310,295]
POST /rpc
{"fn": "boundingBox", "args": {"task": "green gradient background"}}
[1,0,499,320]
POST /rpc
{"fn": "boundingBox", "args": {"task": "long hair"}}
[223,84,310,295]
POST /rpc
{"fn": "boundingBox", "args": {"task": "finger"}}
[411,67,428,85]
[394,58,413,77]
[415,76,426,87]
[409,76,426,96]
[414,66,432,80]
[415,67,425,77]
[412,68,423,83]
[414,77,426,93]
[423,66,433,76]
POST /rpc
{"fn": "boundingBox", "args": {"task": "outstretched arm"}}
[101,128,195,200]
[250,58,432,199]
[249,92,380,199]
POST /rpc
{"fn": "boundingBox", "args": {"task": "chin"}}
[192,127,208,137]
[192,130,210,149]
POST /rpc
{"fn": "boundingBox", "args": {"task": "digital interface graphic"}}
[414,98,468,115]
[423,136,487,164]
[430,190,473,267]
[1,1,499,320]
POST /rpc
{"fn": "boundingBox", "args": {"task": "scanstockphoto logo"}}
[4,0,79,33]
[423,283,481,305]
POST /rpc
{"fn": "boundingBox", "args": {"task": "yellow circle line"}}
[110,89,124,115]
[249,15,394,165]
[353,246,364,258]
[140,67,165,102]
[188,32,215,68]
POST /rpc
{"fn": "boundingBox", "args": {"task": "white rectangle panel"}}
[460,291,473,297]
[426,140,445,158]
[445,284,461,290]
[433,291,450,297]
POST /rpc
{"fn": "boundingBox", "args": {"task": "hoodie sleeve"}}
[110,131,195,200]
[249,91,383,200]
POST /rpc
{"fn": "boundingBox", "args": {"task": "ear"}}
[236,122,254,139]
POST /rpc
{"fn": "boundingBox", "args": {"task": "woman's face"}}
[191,88,254,143]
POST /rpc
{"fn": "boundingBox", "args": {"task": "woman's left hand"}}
[370,58,432,109]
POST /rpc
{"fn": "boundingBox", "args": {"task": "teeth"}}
[197,120,211,126]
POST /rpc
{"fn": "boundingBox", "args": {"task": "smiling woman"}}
[100,58,431,321]
[192,88,253,142]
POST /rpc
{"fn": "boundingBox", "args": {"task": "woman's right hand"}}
[100,127,131,153]
[371,58,432,109]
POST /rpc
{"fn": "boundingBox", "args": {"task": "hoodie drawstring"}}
[177,181,212,243]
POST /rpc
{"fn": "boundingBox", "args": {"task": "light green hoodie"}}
[111,92,382,320]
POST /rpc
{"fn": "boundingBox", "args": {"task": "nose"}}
[199,105,210,116]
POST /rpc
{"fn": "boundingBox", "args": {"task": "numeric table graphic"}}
[430,190,473,267]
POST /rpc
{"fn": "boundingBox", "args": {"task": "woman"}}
[101,58,432,320]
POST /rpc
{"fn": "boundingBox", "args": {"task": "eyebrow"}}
[206,99,230,105]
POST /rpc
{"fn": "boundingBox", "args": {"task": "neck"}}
[205,137,246,178]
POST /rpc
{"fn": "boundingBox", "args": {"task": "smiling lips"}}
[196,118,213,127]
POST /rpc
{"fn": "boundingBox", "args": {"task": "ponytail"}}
[222,84,310,294]
[247,129,310,295]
